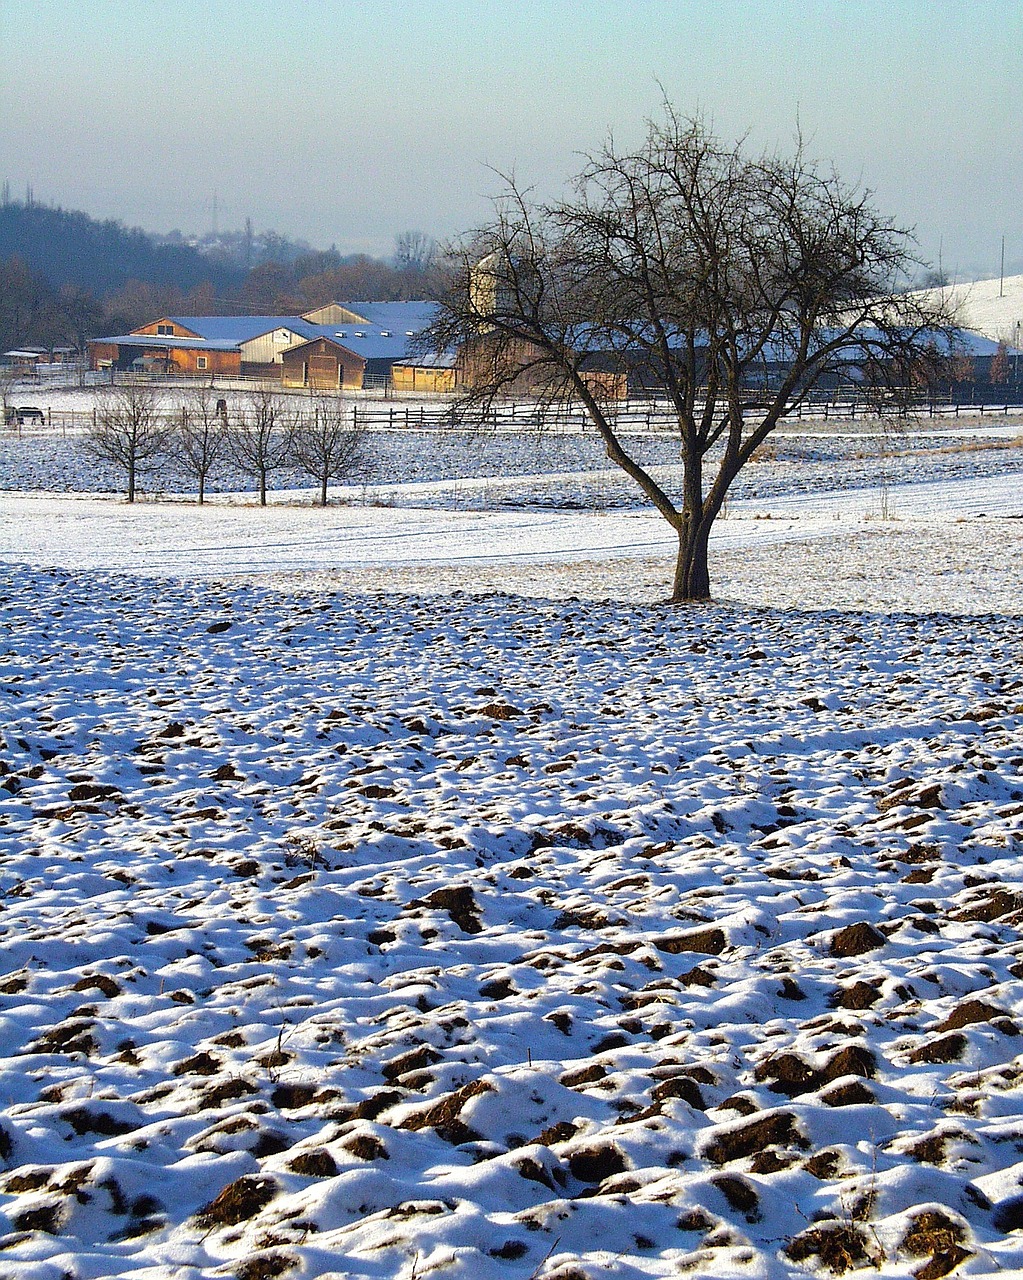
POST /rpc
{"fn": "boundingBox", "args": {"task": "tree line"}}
[86,385,370,506]
[0,198,443,352]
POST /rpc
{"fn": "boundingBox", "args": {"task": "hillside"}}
[909,273,1023,345]
[0,200,242,298]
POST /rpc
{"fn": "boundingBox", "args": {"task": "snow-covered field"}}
[1,415,1022,1278]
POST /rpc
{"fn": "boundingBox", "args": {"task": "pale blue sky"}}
[1,0,1020,277]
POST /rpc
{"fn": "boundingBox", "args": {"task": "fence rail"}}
[5,396,1023,438]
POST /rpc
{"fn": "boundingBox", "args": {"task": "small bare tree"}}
[0,365,17,421]
[174,388,228,504]
[229,389,297,506]
[86,384,169,502]
[290,397,369,505]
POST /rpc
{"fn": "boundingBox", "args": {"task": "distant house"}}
[88,302,454,390]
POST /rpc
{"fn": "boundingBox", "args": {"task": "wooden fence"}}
[5,396,1023,438]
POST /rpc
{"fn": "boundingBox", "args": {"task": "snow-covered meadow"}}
[0,407,1022,1279]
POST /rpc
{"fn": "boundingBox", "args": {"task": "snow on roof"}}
[91,334,244,351]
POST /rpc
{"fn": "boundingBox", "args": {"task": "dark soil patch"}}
[406,885,482,934]
[831,980,881,1010]
[234,1253,296,1280]
[195,1175,278,1227]
[653,927,727,956]
[710,1173,761,1221]
[829,921,886,957]
[936,999,1008,1032]
[901,1209,971,1278]
[343,1133,390,1161]
[786,1222,871,1274]
[567,1143,628,1183]
[909,1034,967,1064]
[399,1078,491,1144]
[287,1149,339,1178]
[704,1110,808,1164]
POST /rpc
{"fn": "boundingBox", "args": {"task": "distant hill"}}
[0,199,243,298]
[906,273,1023,346]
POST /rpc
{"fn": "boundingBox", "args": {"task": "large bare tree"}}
[290,398,370,506]
[86,383,169,502]
[428,108,956,601]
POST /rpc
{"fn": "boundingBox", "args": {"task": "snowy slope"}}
[909,273,1023,345]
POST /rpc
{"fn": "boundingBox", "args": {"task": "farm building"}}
[280,337,365,390]
[88,303,454,389]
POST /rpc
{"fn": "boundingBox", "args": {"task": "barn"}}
[280,337,366,390]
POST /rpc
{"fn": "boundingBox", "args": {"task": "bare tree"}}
[290,397,369,506]
[229,389,297,506]
[86,384,169,502]
[427,107,957,602]
[174,388,229,504]
[0,365,17,426]
[394,230,437,274]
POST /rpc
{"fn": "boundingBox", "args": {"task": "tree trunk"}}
[671,519,712,602]
[320,475,328,507]
[259,471,267,506]
[127,459,136,504]
[198,474,205,506]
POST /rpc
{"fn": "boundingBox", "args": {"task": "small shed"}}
[280,337,366,390]
[390,353,457,393]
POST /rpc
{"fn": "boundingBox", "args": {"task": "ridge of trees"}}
[0,199,243,297]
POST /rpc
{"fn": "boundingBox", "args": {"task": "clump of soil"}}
[755,1044,876,1098]
[936,999,1008,1032]
[651,1076,705,1109]
[195,1175,278,1227]
[269,1083,318,1109]
[829,921,886,957]
[287,1148,339,1177]
[382,1046,442,1082]
[704,1111,808,1164]
[407,886,482,933]
[567,1143,628,1183]
[909,1034,967,1064]
[172,1051,221,1077]
[234,1253,296,1280]
[831,980,881,1010]
[901,1208,971,1278]
[654,927,727,955]
[399,1078,492,1145]
[343,1133,390,1161]
[12,1202,63,1234]
[785,1222,872,1274]
[710,1173,761,1221]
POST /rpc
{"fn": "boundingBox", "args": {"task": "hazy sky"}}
[2,0,1020,278]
